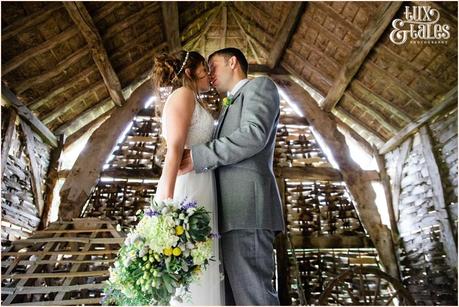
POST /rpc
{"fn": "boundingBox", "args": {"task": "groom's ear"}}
[229,56,238,70]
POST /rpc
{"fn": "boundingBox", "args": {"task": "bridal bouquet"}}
[102,198,214,305]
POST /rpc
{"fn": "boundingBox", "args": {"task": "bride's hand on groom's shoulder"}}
[178,149,193,175]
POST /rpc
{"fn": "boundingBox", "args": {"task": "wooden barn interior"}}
[1,1,457,305]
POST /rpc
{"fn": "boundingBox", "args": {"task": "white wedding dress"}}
[155,94,224,306]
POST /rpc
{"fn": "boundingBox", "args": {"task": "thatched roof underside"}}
[1,1,458,150]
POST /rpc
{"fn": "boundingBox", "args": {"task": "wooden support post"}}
[1,108,17,178]
[161,2,181,52]
[391,138,412,222]
[271,74,400,279]
[20,120,45,217]
[419,126,457,272]
[39,134,65,230]
[58,80,154,220]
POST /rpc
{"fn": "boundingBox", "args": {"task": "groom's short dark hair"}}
[208,48,248,76]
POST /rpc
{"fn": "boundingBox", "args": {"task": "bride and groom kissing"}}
[153,48,285,306]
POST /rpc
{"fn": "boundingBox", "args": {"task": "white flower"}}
[191,239,212,265]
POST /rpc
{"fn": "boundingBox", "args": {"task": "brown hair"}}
[151,50,207,117]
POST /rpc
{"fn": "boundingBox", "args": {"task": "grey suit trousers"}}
[221,229,280,306]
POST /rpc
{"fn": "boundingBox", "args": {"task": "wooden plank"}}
[419,126,457,271]
[161,2,181,52]
[322,2,402,112]
[2,224,67,305]
[271,73,400,279]
[41,81,106,125]
[101,168,160,180]
[391,138,412,222]
[1,3,62,41]
[20,121,45,216]
[12,237,124,245]
[2,259,115,267]
[379,87,458,155]
[333,115,374,156]
[220,5,228,48]
[58,79,154,220]
[275,166,342,181]
[267,2,304,69]
[39,135,64,229]
[373,145,400,240]
[15,48,90,95]
[189,5,222,50]
[335,106,387,142]
[11,297,101,306]
[1,108,17,178]
[28,66,98,111]
[64,2,125,107]
[2,28,80,76]
[1,84,57,147]
[2,250,117,257]
[2,283,104,295]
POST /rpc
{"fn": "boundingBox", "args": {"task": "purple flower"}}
[210,232,221,239]
[181,200,197,211]
[145,207,159,217]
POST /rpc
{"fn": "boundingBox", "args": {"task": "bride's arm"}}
[156,88,195,200]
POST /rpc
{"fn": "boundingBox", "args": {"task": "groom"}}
[179,48,285,305]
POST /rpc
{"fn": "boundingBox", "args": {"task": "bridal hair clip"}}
[176,51,190,76]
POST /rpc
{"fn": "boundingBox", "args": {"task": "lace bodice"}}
[162,99,215,148]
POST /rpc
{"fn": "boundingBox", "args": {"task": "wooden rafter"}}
[322,2,402,112]
[391,138,412,222]
[275,166,342,182]
[333,115,375,156]
[29,66,98,111]
[313,2,361,38]
[352,79,413,123]
[161,2,181,52]
[1,109,17,178]
[189,5,222,50]
[335,106,387,143]
[58,80,154,220]
[270,73,400,279]
[20,121,45,217]
[42,81,106,125]
[63,112,112,150]
[230,7,270,58]
[220,4,228,48]
[2,28,80,76]
[281,63,328,98]
[54,98,114,135]
[181,6,218,39]
[284,49,333,86]
[267,2,304,69]
[1,3,62,42]
[15,48,90,95]
[64,2,125,107]
[365,61,431,111]
[379,86,458,155]
[102,2,159,40]
[2,84,57,147]
[343,92,400,134]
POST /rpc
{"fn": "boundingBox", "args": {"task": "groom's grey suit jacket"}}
[191,76,285,234]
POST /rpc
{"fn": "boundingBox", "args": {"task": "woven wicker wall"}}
[1,107,51,244]
[429,108,458,237]
[384,112,458,305]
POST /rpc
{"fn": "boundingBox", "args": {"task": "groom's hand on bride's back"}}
[178,149,194,175]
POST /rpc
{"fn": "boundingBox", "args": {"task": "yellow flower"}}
[163,247,173,256]
[172,247,182,256]
[175,225,184,235]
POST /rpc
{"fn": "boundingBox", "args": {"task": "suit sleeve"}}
[191,77,280,173]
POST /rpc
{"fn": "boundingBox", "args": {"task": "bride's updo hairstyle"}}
[152,50,206,96]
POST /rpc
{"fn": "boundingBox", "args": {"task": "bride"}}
[151,50,224,305]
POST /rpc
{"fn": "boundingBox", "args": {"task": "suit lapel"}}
[213,81,251,138]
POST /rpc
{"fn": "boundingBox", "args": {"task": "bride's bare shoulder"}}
[168,87,195,103]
